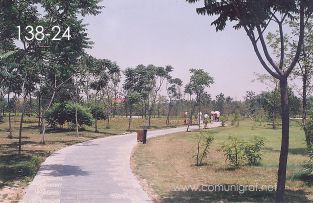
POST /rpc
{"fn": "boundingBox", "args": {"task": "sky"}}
[84,0,269,100]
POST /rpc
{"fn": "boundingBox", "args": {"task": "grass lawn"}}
[0,115,184,202]
[131,120,313,202]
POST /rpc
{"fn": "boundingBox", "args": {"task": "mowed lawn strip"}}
[132,120,313,202]
[0,116,184,202]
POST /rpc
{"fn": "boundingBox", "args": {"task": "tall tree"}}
[185,1,312,201]
[186,69,214,129]
[166,78,183,125]
[215,93,226,115]
[254,73,280,129]
[268,16,313,147]
[147,65,172,127]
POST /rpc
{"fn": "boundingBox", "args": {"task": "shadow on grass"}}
[289,148,307,155]
[40,164,89,177]
[162,185,311,203]
[0,141,42,155]
[0,153,45,186]
[264,147,307,156]
[82,129,119,136]
[22,125,40,130]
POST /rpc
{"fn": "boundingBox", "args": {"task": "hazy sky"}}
[85,0,269,100]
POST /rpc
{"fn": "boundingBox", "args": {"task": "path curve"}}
[21,123,221,203]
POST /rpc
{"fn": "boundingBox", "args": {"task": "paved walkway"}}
[21,123,221,203]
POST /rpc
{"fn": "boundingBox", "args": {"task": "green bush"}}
[203,117,210,128]
[90,104,108,120]
[222,136,265,168]
[231,111,240,127]
[292,161,313,185]
[45,102,93,128]
[222,137,245,168]
[194,131,214,166]
[220,115,227,127]
[25,155,42,177]
[244,137,265,166]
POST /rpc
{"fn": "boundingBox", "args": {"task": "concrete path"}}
[21,123,221,203]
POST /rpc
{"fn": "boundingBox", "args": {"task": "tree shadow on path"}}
[39,164,89,177]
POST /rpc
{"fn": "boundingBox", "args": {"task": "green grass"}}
[132,119,313,202]
[206,120,308,171]
[83,116,184,134]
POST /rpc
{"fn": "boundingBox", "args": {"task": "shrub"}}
[203,117,210,128]
[45,102,93,128]
[194,131,214,166]
[222,137,245,168]
[231,111,240,127]
[90,104,108,120]
[244,137,265,166]
[222,136,265,168]
[27,155,42,176]
[292,161,313,185]
[220,116,227,127]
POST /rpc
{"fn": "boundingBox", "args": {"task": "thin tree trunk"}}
[198,94,201,129]
[166,102,172,125]
[157,103,160,118]
[18,94,27,155]
[302,70,310,147]
[196,138,200,166]
[113,89,117,118]
[75,106,79,136]
[273,111,277,129]
[14,93,17,116]
[95,119,98,132]
[276,78,289,202]
[106,115,110,128]
[187,99,196,132]
[302,72,307,125]
[107,92,111,127]
[38,94,41,127]
[148,109,152,127]
[8,113,13,139]
[41,91,56,144]
[128,107,132,131]
[144,100,147,118]
[7,93,13,139]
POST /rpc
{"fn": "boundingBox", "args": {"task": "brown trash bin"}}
[137,129,147,144]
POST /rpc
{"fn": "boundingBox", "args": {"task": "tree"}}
[245,91,258,118]
[90,104,108,133]
[123,67,146,130]
[186,69,214,130]
[258,90,280,129]
[184,83,195,132]
[147,65,172,127]
[125,91,141,131]
[185,1,312,201]
[269,16,313,147]
[215,93,226,114]
[166,78,183,125]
